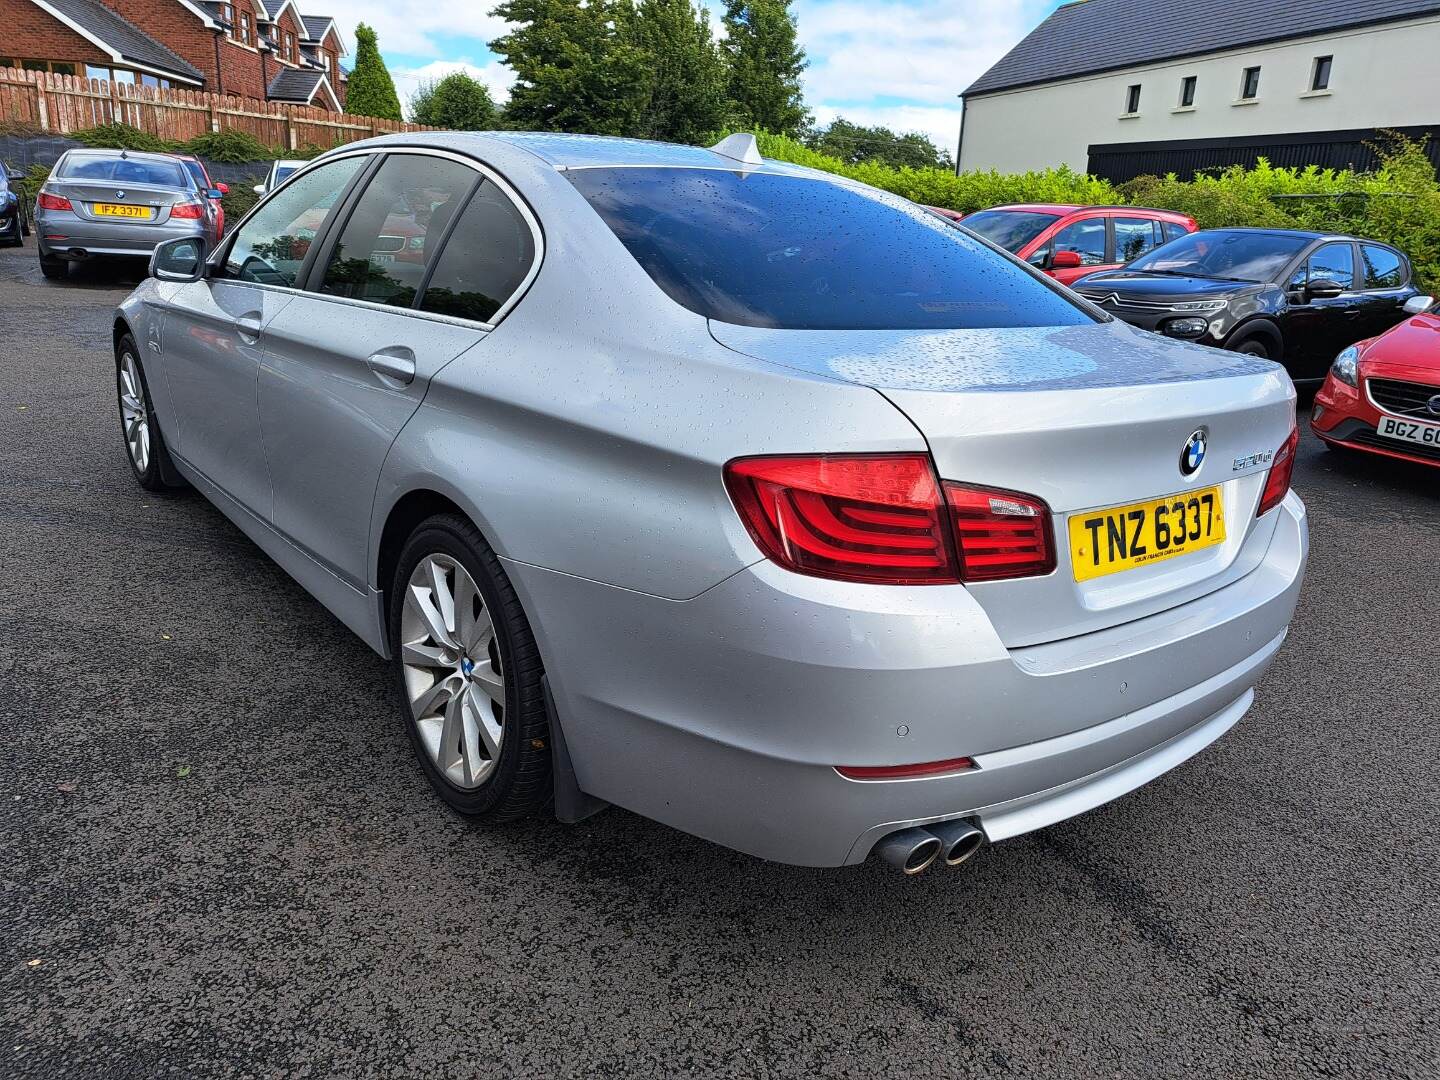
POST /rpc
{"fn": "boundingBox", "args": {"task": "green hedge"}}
[745,130,1440,293]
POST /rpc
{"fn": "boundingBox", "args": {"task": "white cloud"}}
[337,5,510,60]
[391,59,513,117]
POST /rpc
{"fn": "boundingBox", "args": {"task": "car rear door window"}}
[1360,245,1405,289]
[317,154,478,309]
[568,167,1093,330]
[1291,242,1355,290]
[1050,218,1108,266]
[222,156,365,287]
[1161,220,1190,242]
[1113,216,1162,263]
[417,182,535,323]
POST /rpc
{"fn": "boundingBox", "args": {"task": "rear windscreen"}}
[567,167,1095,330]
[59,154,187,188]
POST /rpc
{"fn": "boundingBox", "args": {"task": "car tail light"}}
[169,201,204,219]
[724,454,957,584]
[836,756,976,781]
[724,454,1056,585]
[37,191,72,211]
[943,483,1056,582]
[1257,424,1299,517]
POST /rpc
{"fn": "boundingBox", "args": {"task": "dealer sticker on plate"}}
[1068,486,1226,582]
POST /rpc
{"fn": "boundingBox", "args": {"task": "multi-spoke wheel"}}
[390,515,551,818]
[401,554,506,789]
[115,333,183,491]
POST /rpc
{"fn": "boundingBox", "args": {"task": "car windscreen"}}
[276,165,298,183]
[567,168,1095,330]
[960,209,1062,253]
[59,154,187,187]
[1127,230,1311,283]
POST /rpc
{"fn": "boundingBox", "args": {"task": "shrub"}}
[184,128,279,163]
[220,180,263,230]
[71,123,177,153]
[12,163,51,203]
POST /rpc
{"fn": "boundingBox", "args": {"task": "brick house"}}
[0,0,348,108]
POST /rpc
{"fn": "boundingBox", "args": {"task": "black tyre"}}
[389,514,551,821]
[39,251,67,279]
[2,213,21,247]
[115,334,184,491]
[20,207,30,237]
[1230,336,1273,359]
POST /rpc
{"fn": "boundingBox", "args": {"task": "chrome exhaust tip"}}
[929,819,986,867]
[874,827,943,875]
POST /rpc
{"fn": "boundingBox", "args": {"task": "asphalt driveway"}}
[1,239,1437,1079]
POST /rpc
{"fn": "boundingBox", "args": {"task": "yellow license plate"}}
[93,203,150,218]
[1068,486,1225,582]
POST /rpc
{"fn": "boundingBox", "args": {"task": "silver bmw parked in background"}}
[113,132,1307,873]
[36,148,222,280]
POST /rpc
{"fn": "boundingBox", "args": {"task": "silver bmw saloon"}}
[113,132,1307,873]
[36,148,222,280]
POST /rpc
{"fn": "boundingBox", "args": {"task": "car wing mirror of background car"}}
[150,236,208,283]
[1305,278,1345,300]
[1050,250,1084,270]
[1402,295,1435,315]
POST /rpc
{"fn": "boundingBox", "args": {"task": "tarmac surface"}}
[2,239,1437,1079]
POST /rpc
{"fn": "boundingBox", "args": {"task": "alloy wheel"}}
[118,352,150,473]
[400,553,505,789]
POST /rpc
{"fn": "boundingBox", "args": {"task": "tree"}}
[807,117,953,170]
[346,23,403,121]
[490,0,648,135]
[410,71,501,129]
[722,0,808,137]
[630,0,728,144]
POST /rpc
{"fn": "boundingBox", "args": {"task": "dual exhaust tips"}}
[874,820,985,875]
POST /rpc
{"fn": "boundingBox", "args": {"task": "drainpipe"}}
[212,31,224,95]
[954,93,966,176]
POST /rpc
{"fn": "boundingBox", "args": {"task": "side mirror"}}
[1050,250,1084,270]
[150,236,207,282]
[1306,278,1344,300]
[214,182,230,195]
[205,188,225,200]
[252,184,267,195]
[1402,294,1434,315]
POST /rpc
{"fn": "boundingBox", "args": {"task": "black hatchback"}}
[1073,228,1420,383]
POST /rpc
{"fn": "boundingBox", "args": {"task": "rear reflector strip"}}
[836,756,977,781]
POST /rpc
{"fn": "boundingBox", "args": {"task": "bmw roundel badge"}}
[1180,429,1208,476]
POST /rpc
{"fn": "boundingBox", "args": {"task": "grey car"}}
[112,132,1307,873]
[35,149,221,280]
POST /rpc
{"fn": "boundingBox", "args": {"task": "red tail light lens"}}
[37,191,72,211]
[723,454,957,584]
[944,483,1056,582]
[169,201,204,220]
[724,454,1057,585]
[1257,424,1299,517]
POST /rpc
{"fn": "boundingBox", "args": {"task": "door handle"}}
[234,312,263,342]
[366,347,416,387]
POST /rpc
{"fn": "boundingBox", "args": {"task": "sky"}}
[329,0,1064,154]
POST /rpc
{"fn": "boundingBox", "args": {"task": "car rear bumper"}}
[35,210,204,257]
[507,491,1308,866]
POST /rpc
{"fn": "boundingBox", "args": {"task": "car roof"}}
[62,147,183,165]
[980,203,1193,218]
[1198,226,1354,242]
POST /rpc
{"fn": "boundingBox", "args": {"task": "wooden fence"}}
[0,67,438,150]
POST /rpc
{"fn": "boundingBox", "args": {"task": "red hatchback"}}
[954,204,1198,286]
[1311,294,1440,467]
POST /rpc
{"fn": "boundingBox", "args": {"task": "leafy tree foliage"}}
[806,117,952,171]
[490,0,647,135]
[631,0,729,144]
[411,72,501,130]
[721,0,808,137]
[346,23,404,122]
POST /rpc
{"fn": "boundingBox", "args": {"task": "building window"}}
[240,12,252,44]
[1179,75,1196,107]
[83,65,169,87]
[1124,84,1141,114]
[285,33,295,61]
[1240,66,1261,100]
[1311,55,1332,91]
[220,3,233,33]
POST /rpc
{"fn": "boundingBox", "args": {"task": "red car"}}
[1311,294,1440,467]
[171,153,229,238]
[950,204,1198,286]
